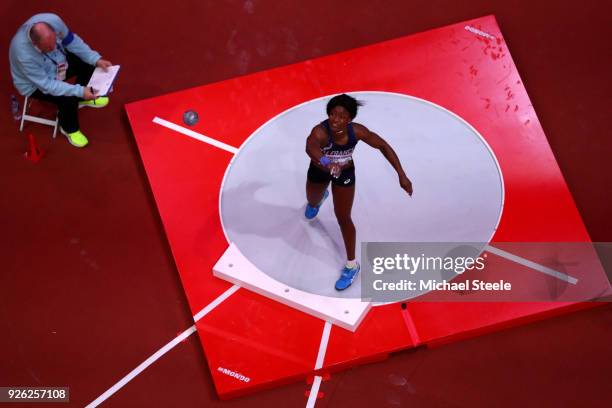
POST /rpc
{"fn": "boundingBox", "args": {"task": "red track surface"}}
[1,1,610,407]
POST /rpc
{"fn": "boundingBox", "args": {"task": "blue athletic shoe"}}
[304,190,329,219]
[335,262,360,291]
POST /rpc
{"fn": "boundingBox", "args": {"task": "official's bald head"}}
[30,22,56,53]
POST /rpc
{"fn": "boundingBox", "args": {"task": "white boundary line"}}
[306,375,323,408]
[485,245,578,284]
[85,285,240,408]
[314,321,332,370]
[152,116,239,154]
[306,321,333,408]
[193,285,240,320]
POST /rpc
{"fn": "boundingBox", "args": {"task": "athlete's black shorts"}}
[307,162,356,187]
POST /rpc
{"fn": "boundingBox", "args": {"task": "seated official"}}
[9,13,112,148]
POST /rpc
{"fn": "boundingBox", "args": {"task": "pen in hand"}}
[84,86,97,100]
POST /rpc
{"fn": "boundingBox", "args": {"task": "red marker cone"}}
[24,133,44,163]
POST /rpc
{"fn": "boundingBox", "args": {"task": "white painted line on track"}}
[153,116,239,154]
[306,375,323,408]
[315,321,332,370]
[306,320,333,408]
[86,285,240,407]
[485,245,578,284]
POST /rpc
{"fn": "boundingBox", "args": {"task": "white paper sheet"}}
[86,65,120,96]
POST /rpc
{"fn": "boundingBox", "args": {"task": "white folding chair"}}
[19,95,59,138]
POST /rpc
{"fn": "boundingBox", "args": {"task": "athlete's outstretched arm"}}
[356,124,413,196]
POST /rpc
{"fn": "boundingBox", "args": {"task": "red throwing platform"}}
[125,15,606,399]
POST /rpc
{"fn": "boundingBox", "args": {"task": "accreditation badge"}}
[56,62,68,81]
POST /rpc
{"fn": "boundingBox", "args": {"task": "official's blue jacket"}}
[9,13,101,97]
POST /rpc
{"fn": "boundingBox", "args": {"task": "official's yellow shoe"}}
[79,96,109,109]
[60,128,89,148]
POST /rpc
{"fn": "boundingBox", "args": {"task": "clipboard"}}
[87,65,120,96]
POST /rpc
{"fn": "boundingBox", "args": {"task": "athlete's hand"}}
[400,175,413,196]
[330,164,341,179]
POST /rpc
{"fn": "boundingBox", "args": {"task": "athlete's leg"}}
[331,183,356,260]
[306,163,330,206]
[306,179,329,206]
